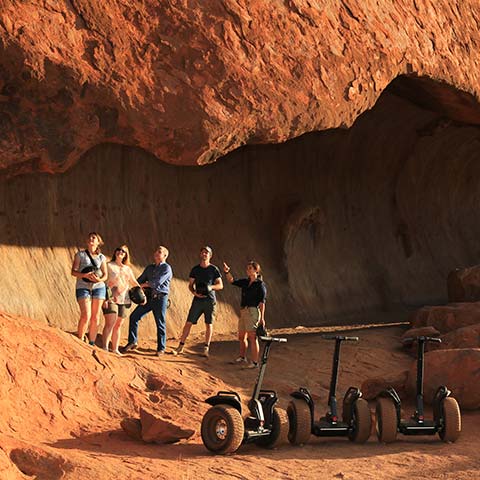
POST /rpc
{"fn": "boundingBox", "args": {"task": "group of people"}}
[71,232,267,367]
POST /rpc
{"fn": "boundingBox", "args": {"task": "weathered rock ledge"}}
[1,1,480,174]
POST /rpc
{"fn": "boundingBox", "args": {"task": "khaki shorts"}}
[102,301,131,318]
[238,307,260,332]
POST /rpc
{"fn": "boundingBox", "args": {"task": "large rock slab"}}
[140,408,195,444]
[409,303,480,334]
[400,326,441,356]
[2,2,480,173]
[439,324,480,350]
[447,266,480,302]
[361,370,408,401]
[406,349,480,410]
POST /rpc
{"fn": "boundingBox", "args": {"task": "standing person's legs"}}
[88,286,107,345]
[248,331,260,364]
[174,299,202,354]
[238,331,248,358]
[126,303,152,349]
[236,309,249,361]
[76,293,91,340]
[102,302,118,350]
[89,298,104,344]
[111,305,128,354]
[178,322,193,344]
[151,295,168,354]
[203,301,216,357]
[246,307,260,366]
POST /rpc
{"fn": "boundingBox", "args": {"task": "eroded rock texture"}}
[1,1,480,173]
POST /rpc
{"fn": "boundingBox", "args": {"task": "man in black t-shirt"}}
[173,246,223,357]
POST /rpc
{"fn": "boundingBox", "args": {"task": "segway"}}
[376,336,461,443]
[201,336,288,454]
[288,335,371,445]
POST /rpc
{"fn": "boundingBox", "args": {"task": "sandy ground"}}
[4,321,473,480]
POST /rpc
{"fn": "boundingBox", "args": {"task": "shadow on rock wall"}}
[1,89,480,337]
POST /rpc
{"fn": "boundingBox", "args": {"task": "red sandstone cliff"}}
[1,1,480,174]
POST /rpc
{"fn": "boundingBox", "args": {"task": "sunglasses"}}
[116,248,127,254]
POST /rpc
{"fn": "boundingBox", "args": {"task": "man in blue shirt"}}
[123,246,173,356]
[173,246,223,358]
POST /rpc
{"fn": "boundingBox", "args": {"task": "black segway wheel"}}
[201,404,245,454]
[256,407,289,448]
[376,397,397,443]
[348,398,371,443]
[287,398,311,445]
[439,397,461,443]
[255,407,288,448]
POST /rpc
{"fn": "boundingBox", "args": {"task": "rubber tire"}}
[439,397,461,443]
[287,398,311,445]
[201,405,245,454]
[348,398,371,443]
[376,397,398,443]
[256,407,289,448]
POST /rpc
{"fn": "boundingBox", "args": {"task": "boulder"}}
[140,408,195,444]
[447,265,480,302]
[409,303,480,333]
[120,418,142,442]
[406,349,480,410]
[439,324,480,350]
[3,3,480,173]
[400,326,441,356]
[361,370,408,400]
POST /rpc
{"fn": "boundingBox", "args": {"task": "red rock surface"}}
[361,370,408,401]
[2,1,480,173]
[2,315,479,479]
[406,348,480,410]
[438,323,480,350]
[139,407,195,444]
[400,326,441,355]
[409,303,480,333]
[447,265,480,302]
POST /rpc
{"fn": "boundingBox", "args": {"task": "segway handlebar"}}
[403,336,442,344]
[259,336,287,343]
[322,335,359,342]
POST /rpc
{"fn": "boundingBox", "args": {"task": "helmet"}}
[81,265,97,282]
[129,286,146,304]
[256,323,268,338]
[195,282,212,296]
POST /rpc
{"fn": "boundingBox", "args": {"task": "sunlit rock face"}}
[1,1,480,174]
[2,85,480,334]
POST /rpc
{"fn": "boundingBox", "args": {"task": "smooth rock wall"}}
[2,91,480,337]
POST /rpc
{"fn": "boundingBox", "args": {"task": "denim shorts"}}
[76,285,107,300]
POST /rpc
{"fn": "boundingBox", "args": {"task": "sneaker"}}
[246,361,259,369]
[155,350,165,357]
[172,343,184,356]
[234,356,247,364]
[88,340,96,346]
[122,342,138,353]
[203,346,210,358]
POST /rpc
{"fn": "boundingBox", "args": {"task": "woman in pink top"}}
[102,245,141,354]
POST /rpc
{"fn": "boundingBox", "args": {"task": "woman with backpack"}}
[71,232,108,345]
